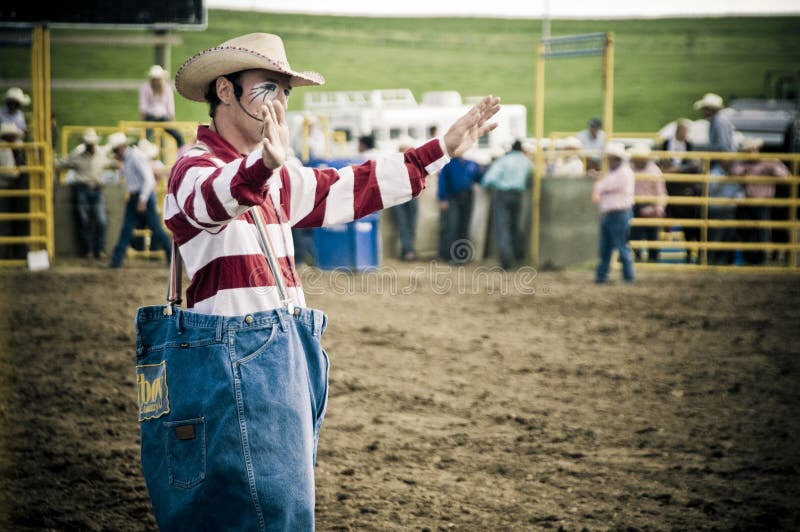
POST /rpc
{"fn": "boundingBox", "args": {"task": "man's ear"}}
[216,76,233,105]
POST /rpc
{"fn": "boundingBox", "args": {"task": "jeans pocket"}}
[163,417,206,489]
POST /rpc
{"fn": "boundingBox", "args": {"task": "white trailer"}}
[288,89,527,162]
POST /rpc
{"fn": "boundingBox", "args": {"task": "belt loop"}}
[175,308,184,335]
[276,308,288,333]
[312,309,323,337]
[215,315,224,342]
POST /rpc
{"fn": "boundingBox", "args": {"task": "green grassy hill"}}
[3,10,799,136]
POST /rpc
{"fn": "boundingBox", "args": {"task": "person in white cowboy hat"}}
[0,122,23,259]
[139,64,184,148]
[141,31,500,531]
[55,128,111,259]
[694,92,736,154]
[591,141,635,283]
[1,87,31,136]
[627,143,667,262]
[105,131,171,268]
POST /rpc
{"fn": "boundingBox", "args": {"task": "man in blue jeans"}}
[481,139,533,269]
[592,142,635,283]
[438,155,482,261]
[106,132,171,268]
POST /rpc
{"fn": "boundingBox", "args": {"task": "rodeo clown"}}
[134,32,500,530]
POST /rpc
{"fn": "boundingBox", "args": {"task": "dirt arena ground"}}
[1,261,798,531]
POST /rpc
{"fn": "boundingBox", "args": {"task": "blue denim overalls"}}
[135,208,329,531]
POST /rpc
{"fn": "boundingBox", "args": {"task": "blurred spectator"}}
[707,161,744,265]
[55,128,109,259]
[591,142,635,284]
[694,92,736,167]
[129,138,170,253]
[106,132,171,268]
[551,136,585,178]
[140,65,185,149]
[389,136,419,260]
[0,121,24,259]
[137,138,169,181]
[629,144,667,262]
[730,137,789,265]
[660,118,697,173]
[577,117,605,172]
[438,155,482,262]
[356,133,377,160]
[660,119,701,254]
[0,88,30,137]
[481,139,533,269]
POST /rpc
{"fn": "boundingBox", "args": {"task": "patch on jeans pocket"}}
[137,361,170,421]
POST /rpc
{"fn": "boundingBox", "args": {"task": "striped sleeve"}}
[284,138,449,228]
[164,147,273,233]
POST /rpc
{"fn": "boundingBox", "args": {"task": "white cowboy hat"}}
[106,132,129,150]
[604,142,628,160]
[4,87,31,106]
[562,136,582,150]
[693,93,724,110]
[148,65,167,79]
[0,121,23,138]
[82,128,99,145]
[175,33,325,103]
[739,137,764,151]
[137,138,160,160]
[627,143,652,160]
[396,134,415,151]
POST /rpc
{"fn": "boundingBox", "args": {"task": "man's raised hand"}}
[261,101,290,170]
[443,95,501,158]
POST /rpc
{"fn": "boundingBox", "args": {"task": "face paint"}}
[249,82,291,104]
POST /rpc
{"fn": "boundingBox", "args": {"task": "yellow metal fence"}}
[630,150,798,271]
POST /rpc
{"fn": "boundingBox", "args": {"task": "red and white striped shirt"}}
[164,126,449,316]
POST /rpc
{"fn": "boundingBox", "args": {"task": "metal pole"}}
[154,29,171,73]
[531,41,546,267]
[603,33,614,147]
[43,26,54,260]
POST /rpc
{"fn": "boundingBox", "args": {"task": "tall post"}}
[154,29,171,72]
[531,41,546,267]
[602,33,614,146]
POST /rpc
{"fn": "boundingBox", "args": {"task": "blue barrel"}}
[312,213,381,271]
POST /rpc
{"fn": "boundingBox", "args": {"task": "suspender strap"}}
[250,206,295,313]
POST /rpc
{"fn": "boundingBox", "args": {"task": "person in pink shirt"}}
[629,143,667,262]
[731,137,790,265]
[139,64,185,148]
[592,142,635,283]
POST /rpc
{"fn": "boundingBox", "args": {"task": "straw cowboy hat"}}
[175,33,326,103]
[4,87,30,106]
[627,143,652,160]
[106,132,129,150]
[82,128,99,145]
[137,138,160,160]
[693,92,724,110]
[0,121,23,138]
[148,65,167,79]
[739,137,764,151]
[604,142,628,159]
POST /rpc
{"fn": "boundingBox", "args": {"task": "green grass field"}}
[2,11,799,136]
